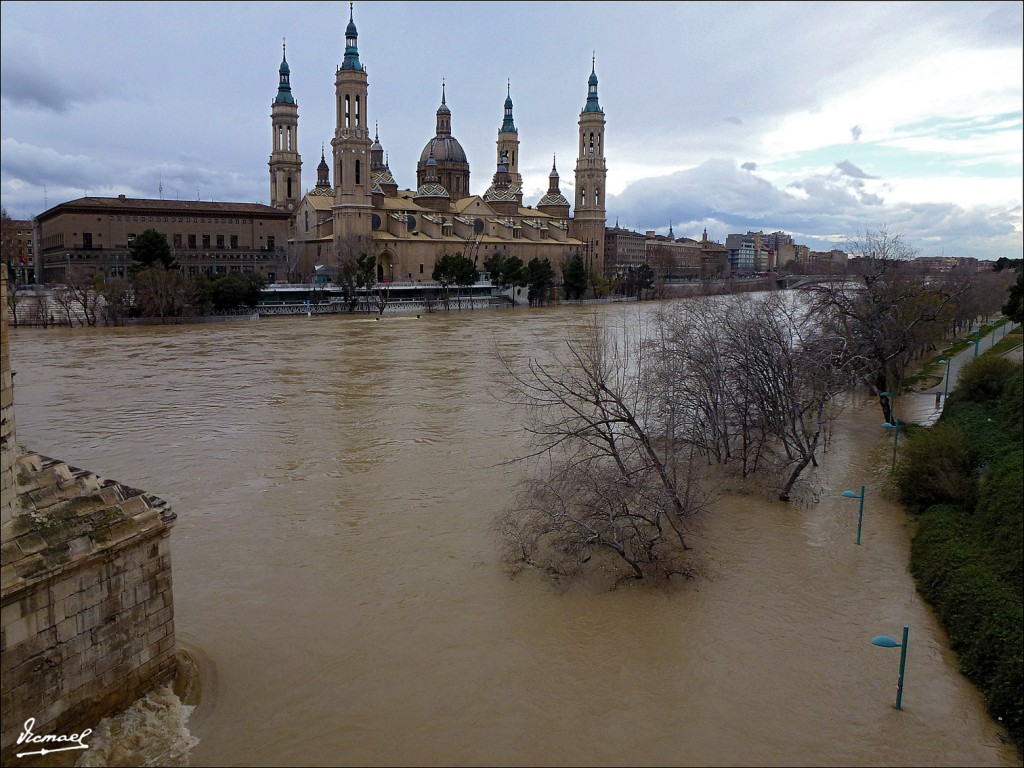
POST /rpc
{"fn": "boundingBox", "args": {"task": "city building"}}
[33,196,291,284]
[1,216,34,284]
[280,6,605,283]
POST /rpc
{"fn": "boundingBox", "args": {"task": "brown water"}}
[9,304,1018,767]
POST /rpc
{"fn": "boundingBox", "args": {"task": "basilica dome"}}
[419,136,468,165]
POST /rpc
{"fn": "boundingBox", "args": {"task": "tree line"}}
[6,228,267,326]
[495,228,1019,583]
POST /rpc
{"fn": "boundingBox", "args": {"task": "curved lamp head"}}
[871,635,902,648]
[880,391,890,397]
[883,422,895,429]
[841,490,860,498]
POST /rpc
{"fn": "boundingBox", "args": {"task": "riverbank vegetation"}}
[496,230,1017,585]
[897,354,1023,749]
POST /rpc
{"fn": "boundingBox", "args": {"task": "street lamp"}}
[938,358,951,402]
[871,625,909,711]
[882,419,900,472]
[841,485,866,545]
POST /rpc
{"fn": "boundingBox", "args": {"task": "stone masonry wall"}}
[1,273,18,531]
[0,271,179,762]
[0,457,179,761]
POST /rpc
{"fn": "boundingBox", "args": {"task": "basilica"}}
[269,5,607,284]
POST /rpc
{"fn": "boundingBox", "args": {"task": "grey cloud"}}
[605,159,1021,261]
[835,160,876,179]
[850,125,862,141]
[741,162,758,171]
[724,117,743,125]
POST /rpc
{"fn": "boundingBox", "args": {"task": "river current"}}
[8,302,1018,766]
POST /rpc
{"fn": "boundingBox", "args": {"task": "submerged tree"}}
[494,312,711,583]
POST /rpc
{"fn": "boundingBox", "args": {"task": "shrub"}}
[951,355,1017,405]
[896,423,976,513]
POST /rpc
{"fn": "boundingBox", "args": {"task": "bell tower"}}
[331,3,373,258]
[269,40,302,212]
[571,57,607,275]
[496,81,522,202]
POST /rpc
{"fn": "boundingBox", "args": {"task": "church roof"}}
[419,135,468,165]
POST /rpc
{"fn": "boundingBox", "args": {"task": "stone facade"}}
[34,196,291,284]
[0,272,178,763]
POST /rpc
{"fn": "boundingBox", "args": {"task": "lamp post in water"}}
[882,419,900,472]
[871,625,909,710]
[938,358,951,401]
[841,486,865,545]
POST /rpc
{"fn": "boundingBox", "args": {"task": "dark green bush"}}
[910,505,1024,747]
[896,423,976,513]
[974,452,1024,600]
[951,354,1018,405]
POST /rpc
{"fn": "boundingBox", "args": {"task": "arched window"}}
[305,210,309,232]
[355,96,361,127]
[345,95,351,128]
[287,177,293,197]
[580,186,586,206]
[594,187,600,206]
[355,160,361,185]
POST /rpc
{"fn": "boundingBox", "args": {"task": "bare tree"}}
[494,312,711,583]
[132,267,194,323]
[67,275,102,327]
[727,294,850,500]
[50,284,77,326]
[5,274,27,328]
[808,228,968,422]
[99,277,132,325]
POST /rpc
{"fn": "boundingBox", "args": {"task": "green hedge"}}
[900,356,1023,749]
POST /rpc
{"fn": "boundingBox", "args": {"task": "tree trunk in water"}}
[778,453,813,502]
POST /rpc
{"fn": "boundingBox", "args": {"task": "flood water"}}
[8,302,1019,767]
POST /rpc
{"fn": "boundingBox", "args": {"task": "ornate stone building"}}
[283,5,607,284]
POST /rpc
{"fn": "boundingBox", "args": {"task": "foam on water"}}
[75,685,198,768]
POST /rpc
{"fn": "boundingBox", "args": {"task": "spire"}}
[435,80,451,136]
[316,143,331,188]
[549,154,559,179]
[583,55,602,113]
[669,221,674,238]
[341,2,362,71]
[274,38,295,104]
[501,79,517,133]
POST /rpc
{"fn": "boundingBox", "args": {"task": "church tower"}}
[331,3,373,258]
[269,41,302,212]
[571,58,607,275]
[496,81,522,203]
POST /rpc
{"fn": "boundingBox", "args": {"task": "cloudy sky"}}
[1,1,1021,259]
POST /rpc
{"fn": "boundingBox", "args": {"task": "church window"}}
[455,177,460,193]
[355,160,361,184]
[287,177,293,197]
[355,95,361,127]
[305,211,309,232]
[580,186,586,206]
[595,188,600,206]
[345,95,351,128]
